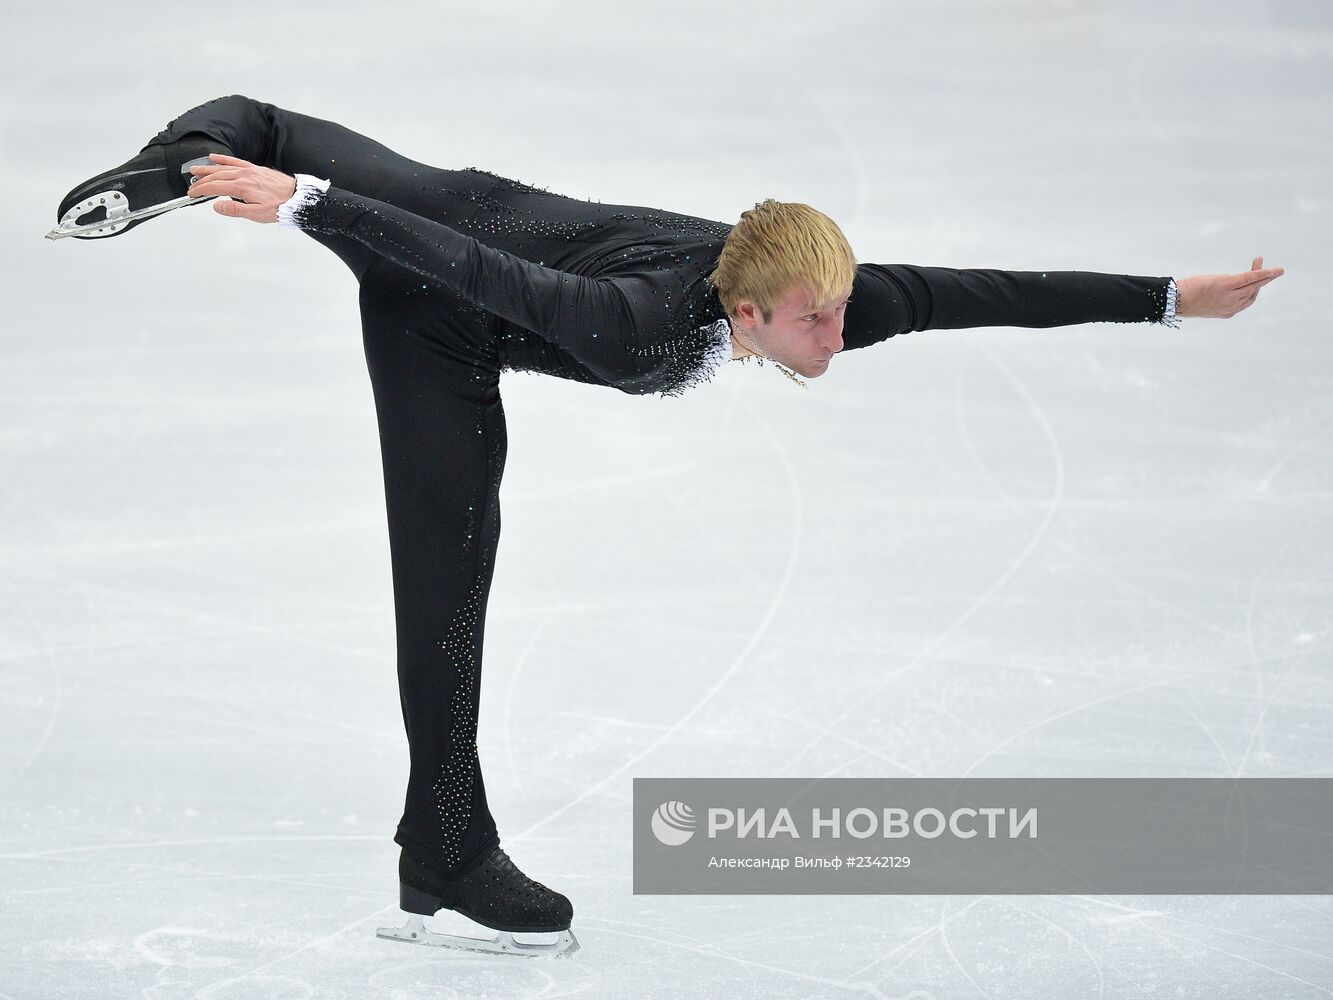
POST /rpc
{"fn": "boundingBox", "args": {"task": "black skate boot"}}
[47,133,234,241]
[376,845,579,958]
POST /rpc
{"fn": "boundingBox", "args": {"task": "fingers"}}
[1227,280,1275,312]
[188,169,265,202]
[187,177,220,198]
[212,198,275,223]
[205,152,254,166]
[189,164,239,177]
[1184,261,1284,318]
[1231,264,1285,289]
[187,164,244,199]
[187,175,238,197]
[1236,272,1282,289]
[188,154,255,187]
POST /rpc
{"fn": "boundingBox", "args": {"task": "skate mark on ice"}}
[937,896,994,1000]
[798,88,870,236]
[1175,698,1236,774]
[508,388,803,843]
[0,858,384,903]
[23,566,393,705]
[750,700,927,779]
[952,345,1241,644]
[0,513,382,561]
[782,341,1066,779]
[0,833,382,862]
[1057,543,1242,643]
[997,898,1114,999]
[498,390,767,790]
[7,565,351,670]
[1144,923,1333,996]
[943,349,1333,789]
[1153,906,1333,967]
[585,914,929,1000]
[957,645,1314,780]
[367,958,567,996]
[193,906,393,998]
[1058,895,1328,987]
[812,896,986,997]
[1237,538,1311,777]
[1,574,63,779]
[503,458,699,501]
[1060,895,1167,921]
[132,926,234,969]
[1256,423,1333,494]
[500,443,764,794]
[1052,894,1210,982]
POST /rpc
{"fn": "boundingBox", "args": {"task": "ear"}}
[734,299,759,329]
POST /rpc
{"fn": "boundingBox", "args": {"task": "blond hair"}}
[707,199,856,324]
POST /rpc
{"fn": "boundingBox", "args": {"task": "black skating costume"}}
[100,95,1181,910]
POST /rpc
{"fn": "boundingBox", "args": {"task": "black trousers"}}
[148,96,514,876]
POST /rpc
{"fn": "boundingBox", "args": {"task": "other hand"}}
[1177,257,1285,319]
[186,153,297,223]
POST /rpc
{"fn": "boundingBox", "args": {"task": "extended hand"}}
[186,153,297,223]
[1177,257,1285,319]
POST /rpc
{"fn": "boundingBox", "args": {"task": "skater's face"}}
[732,283,850,377]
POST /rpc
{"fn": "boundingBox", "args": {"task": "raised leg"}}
[144,94,492,282]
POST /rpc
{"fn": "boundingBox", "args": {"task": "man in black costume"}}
[50,95,1283,958]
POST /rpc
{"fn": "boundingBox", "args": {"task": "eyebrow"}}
[801,294,852,313]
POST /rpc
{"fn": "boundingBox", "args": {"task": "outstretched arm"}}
[186,154,1286,355]
[184,155,670,387]
[840,260,1284,352]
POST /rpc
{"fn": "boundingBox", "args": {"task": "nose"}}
[825,316,845,355]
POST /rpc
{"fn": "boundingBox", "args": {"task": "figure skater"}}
[48,95,1284,958]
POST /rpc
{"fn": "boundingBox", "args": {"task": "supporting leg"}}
[357,284,506,877]
[151,96,511,871]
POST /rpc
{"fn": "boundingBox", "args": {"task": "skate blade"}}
[45,191,216,240]
[375,913,580,959]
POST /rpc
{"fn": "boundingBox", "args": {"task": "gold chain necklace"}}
[731,323,808,389]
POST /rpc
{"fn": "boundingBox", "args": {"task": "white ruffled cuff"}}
[1160,277,1182,328]
[277,173,332,230]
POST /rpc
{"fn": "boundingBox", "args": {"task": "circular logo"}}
[651,800,697,846]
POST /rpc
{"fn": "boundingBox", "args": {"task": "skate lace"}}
[490,847,519,878]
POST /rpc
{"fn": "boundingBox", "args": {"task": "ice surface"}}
[2,1,1330,997]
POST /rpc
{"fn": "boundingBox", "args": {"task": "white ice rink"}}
[3,1,1330,997]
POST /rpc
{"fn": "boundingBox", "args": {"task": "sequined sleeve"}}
[279,182,684,386]
[841,264,1181,352]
